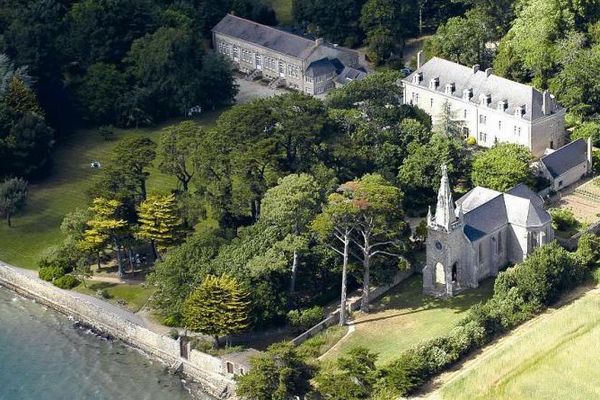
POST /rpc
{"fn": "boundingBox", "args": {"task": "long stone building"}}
[423,166,554,297]
[402,55,567,157]
[212,14,366,95]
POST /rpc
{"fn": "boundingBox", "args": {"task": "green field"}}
[264,0,293,25]
[323,275,494,366]
[74,282,154,312]
[439,287,600,400]
[0,111,221,269]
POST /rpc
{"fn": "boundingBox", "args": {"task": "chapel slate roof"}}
[403,57,564,122]
[213,14,317,59]
[455,184,550,242]
[540,139,588,178]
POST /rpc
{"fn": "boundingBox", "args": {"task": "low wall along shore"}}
[0,261,236,399]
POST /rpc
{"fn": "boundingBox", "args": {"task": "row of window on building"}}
[217,41,301,79]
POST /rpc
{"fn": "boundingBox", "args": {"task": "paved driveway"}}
[235,77,287,104]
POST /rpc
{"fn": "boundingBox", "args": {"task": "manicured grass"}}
[297,325,349,361]
[322,275,494,366]
[74,281,154,313]
[440,288,600,400]
[0,111,221,269]
[264,0,293,25]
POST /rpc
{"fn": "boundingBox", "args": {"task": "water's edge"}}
[0,287,196,400]
[0,262,234,399]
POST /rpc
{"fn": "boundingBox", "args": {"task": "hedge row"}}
[373,236,600,398]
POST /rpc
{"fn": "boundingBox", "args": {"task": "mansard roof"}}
[456,183,550,242]
[540,139,588,178]
[404,57,564,122]
[213,14,317,59]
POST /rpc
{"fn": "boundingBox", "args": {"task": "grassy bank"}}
[74,282,155,313]
[0,111,221,269]
[440,287,600,399]
[264,0,293,25]
[322,275,494,366]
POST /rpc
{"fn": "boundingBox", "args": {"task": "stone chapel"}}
[423,166,554,297]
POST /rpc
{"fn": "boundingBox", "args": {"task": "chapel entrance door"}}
[434,262,446,286]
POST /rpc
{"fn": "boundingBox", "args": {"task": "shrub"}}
[38,266,65,282]
[191,338,214,353]
[53,274,80,289]
[549,208,579,232]
[287,306,324,333]
[168,328,180,340]
[576,233,600,269]
[493,243,582,306]
[466,136,477,146]
[162,314,181,327]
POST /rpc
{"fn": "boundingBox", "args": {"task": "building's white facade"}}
[402,56,567,158]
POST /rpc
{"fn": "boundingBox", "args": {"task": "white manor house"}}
[423,166,554,297]
[403,55,567,157]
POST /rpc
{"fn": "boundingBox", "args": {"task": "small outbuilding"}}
[538,138,593,191]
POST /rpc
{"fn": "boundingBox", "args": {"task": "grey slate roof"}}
[213,14,316,59]
[455,184,550,242]
[540,139,588,178]
[403,57,563,121]
[305,58,336,77]
[336,66,368,84]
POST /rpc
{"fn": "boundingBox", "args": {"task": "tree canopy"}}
[471,143,533,192]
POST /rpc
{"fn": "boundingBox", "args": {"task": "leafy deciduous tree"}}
[0,177,28,227]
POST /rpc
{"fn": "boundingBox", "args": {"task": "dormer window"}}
[515,106,525,118]
[497,100,508,112]
[445,83,455,95]
[429,77,440,90]
[463,88,473,100]
[413,72,423,84]
[481,94,492,107]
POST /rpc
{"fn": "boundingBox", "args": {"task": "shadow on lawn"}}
[357,275,495,325]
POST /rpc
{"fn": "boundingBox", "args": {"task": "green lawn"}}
[264,0,293,25]
[74,281,154,313]
[0,111,221,269]
[440,288,600,400]
[322,275,494,366]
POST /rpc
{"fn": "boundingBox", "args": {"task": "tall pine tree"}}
[183,274,250,346]
[136,193,182,260]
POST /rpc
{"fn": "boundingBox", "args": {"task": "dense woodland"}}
[3,0,600,398]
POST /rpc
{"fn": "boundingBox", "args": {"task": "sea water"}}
[0,287,207,400]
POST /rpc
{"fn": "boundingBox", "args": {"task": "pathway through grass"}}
[322,275,494,366]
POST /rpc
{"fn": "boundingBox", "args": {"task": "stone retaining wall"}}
[0,261,236,399]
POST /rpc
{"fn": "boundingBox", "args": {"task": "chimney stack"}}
[472,64,480,74]
[417,51,424,69]
[588,137,593,174]
[485,68,493,77]
[542,90,551,115]
[315,38,324,46]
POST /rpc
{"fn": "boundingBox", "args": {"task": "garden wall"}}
[0,261,236,399]
[557,220,600,250]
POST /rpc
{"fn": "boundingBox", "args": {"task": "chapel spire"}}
[434,164,456,230]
